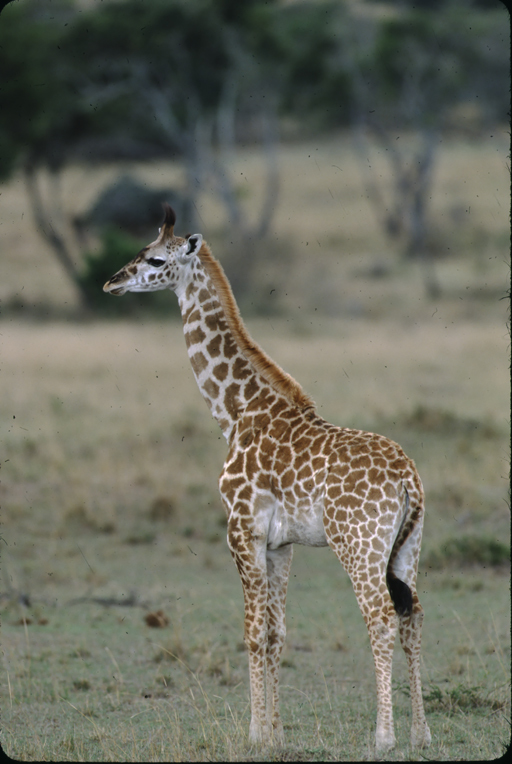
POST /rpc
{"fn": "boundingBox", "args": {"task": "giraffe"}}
[103,203,431,753]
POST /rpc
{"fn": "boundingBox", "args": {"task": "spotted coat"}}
[104,204,431,753]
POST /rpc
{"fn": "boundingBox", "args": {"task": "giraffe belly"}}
[267,500,328,550]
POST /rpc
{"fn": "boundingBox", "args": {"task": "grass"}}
[1,316,509,761]
[1,130,510,760]
[1,553,509,760]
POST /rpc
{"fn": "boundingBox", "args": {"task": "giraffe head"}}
[103,203,203,296]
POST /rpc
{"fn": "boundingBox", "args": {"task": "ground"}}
[0,130,509,760]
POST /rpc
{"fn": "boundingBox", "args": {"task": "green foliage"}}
[247,0,352,126]
[395,677,506,714]
[78,228,178,316]
[62,0,232,148]
[0,0,69,176]
[0,0,102,177]
[0,0,233,174]
[365,3,510,127]
[402,405,501,438]
[0,0,508,181]
[423,682,506,715]
[424,535,510,569]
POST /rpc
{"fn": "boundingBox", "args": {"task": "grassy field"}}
[1,131,510,760]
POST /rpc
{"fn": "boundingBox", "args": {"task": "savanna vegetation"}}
[0,0,510,761]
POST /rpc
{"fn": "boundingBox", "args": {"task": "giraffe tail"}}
[386,482,421,618]
[386,570,413,617]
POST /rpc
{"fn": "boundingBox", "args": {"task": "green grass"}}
[2,548,509,761]
[1,314,509,760]
[1,313,509,760]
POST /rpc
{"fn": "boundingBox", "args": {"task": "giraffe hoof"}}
[248,724,284,749]
[375,732,396,753]
[270,725,285,746]
[411,724,431,748]
[248,723,269,746]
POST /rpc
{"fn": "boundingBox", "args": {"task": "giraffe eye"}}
[147,257,165,268]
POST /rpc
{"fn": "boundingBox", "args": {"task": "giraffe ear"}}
[177,233,202,263]
[185,234,202,256]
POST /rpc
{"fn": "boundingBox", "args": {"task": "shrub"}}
[423,535,510,570]
[423,682,506,715]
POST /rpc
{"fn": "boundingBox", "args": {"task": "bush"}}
[78,227,179,317]
[423,535,510,570]
[423,682,506,715]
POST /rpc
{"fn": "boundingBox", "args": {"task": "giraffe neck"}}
[176,244,314,443]
[178,261,261,442]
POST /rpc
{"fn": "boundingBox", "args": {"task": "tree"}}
[63,0,285,301]
[248,0,352,129]
[1,0,507,309]
[0,0,286,308]
[336,1,509,296]
[0,0,109,309]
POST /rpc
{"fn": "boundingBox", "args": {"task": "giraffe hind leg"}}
[388,503,431,748]
[398,591,431,748]
[323,512,400,752]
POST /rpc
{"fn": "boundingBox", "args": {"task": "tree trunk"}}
[24,163,92,312]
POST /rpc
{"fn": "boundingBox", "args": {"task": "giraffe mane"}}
[197,243,315,412]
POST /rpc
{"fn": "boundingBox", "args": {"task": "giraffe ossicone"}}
[104,203,431,752]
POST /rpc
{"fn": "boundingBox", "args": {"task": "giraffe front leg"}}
[227,518,270,745]
[245,601,269,745]
[265,545,293,745]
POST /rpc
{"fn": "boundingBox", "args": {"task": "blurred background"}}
[0,0,509,317]
[1,2,510,759]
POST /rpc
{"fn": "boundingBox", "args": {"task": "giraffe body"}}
[104,204,431,752]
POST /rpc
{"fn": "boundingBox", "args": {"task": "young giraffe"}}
[104,204,431,753]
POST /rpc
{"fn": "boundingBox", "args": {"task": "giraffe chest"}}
[220,427,331,549]
[266,448,329,548]
[266,492,328,549]
[220,457,330,549]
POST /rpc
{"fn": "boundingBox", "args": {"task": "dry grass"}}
[1,312,508,551]
[0,132,510,760]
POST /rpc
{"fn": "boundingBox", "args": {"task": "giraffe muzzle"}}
[103,276,127,296]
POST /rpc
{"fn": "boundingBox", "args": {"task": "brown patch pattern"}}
[102,207,431,754]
